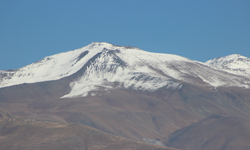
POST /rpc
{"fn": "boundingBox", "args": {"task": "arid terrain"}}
[1,82,250,150]
[0,108,177,150]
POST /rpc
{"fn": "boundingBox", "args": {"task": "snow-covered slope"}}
[0,43,107,88]
[1,42,250,98]
[205,54,250,77]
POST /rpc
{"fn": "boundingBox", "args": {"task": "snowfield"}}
[205,54,250,77]
[1,42,250,98]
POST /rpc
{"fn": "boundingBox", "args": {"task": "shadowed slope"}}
[165,115,250,150]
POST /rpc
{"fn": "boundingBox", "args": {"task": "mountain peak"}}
[205,54,250,76]
[205,54,247,64]
[88,42,113,48]
[217,54,246,61]
[87,42,140,51]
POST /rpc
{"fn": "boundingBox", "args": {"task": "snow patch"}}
[143,138,165,146]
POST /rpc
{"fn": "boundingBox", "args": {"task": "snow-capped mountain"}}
[1,42,250,98]
[205,54,250,77]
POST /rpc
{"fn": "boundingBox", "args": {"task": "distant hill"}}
[165,115,250,150]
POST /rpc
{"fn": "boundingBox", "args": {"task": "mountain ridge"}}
[1,42,250,98]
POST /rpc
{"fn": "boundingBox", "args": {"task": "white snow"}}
[143,138,165,146]
[0,42,115,88]
[61,48,183,98]
[205,54,250,76]
[1,42,250,98]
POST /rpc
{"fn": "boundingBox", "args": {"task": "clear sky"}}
[1,0,249,70]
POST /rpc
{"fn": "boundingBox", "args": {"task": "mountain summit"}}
[1,42,250,98]
[205,54,250,76]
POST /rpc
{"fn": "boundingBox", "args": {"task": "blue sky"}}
[1,0,249,70]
